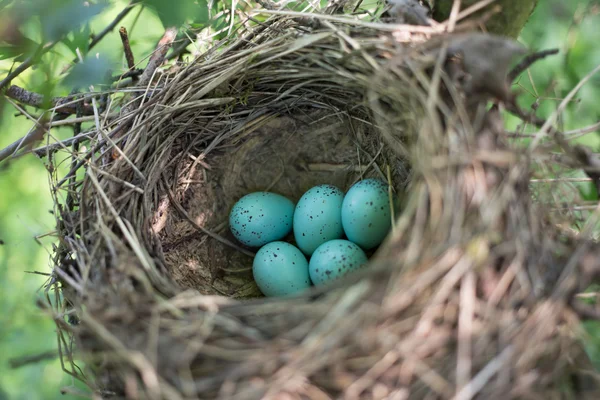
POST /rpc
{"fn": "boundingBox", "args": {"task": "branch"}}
[29,130,95,157]
[506,100,600,194]
[112,68,144,82]
[137,27,178,87]
[62,1,139,73]
[0,115,53,163]
[5,85,95,115]
[0,41,59,92]
[508,48,560,82]
[119,26,136,71]
[9,351,58,369]
[166,36,193,61]
[106,27,177,161]
[91,2,138,49]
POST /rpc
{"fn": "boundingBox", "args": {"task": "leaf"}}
[61,23,92,57]
[0,38,39,61]
[63,55,112,89]
[579,181,599,202]
[142,0,209,27]
[40,0,108,42]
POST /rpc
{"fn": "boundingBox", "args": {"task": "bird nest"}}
[44,12,600,400]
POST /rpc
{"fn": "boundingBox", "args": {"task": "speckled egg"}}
[253,242,311,297]
[293,184,345,255]
[308,239,368,285]
[229,192,295,247]
[341,179,392,249]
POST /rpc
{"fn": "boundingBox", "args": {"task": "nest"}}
[45,11,600,400]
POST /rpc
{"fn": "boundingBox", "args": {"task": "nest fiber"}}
[47,13,600,400]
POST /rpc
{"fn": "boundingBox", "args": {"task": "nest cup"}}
[154,109,401,298]
[93,18,412,300]
[49,14,599,400]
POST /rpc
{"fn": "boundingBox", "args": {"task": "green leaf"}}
[63,56,112,89]
[142,0,209,27]
[61,23,92,57]
[0,38,39,61]
[579,181,599,202]
[40,0,108,42]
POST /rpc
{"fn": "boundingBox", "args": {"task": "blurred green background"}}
[1,0,599,398]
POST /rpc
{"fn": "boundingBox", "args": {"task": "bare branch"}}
[0,115,52,163]
[9,351,58,369]
[28,131,95,158]
[119,26,136,71]
[5,85,95,115]
[138,27,178,87]
[88,1,139,54]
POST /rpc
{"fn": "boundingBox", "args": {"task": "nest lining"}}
[45,13,600,400]
[154,110,398,298]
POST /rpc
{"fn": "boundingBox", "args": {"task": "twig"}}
[506,121,600,139]
[67,92,84,211]
[452,347,514,400]
[255,0,278,10]
[64,1,139,71]
[91,1,138,50]
[508,48,560,82]
[9,351,58,369]
[112,68,144,82]
[0,41,59,92]
[138,27,178,87]
[457,272,476,392]
[255,9,441,33]
[55,89,166,186]
[573,302,600,320]
[530,63,600,149]
[119,26,136,71]
[5,85,95,115]
[27,131,95,157]
[166,37,193,61]
[107,27,178,161]
[0,114,54,163]
[530,177,592,183]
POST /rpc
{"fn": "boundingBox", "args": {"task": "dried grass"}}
[43,10,600,400]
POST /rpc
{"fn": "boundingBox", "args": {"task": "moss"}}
[433,0,539,38]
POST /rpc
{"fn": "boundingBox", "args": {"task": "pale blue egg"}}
[229,192,294,247]
[308,239,368,285]
[253,242,311,297]
[293,184,344,255]
[341,179,391,249]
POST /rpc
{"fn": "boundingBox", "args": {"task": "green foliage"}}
[507,0,600,202]
[0,37,39,62]
[61,23,93,57]
[37,0,108,42]
[64,55,113,88]
[0,110,79,399]
[141,0,209,28]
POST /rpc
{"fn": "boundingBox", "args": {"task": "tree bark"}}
[433,0,539,38]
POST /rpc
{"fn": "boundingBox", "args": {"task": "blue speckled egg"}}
[308,239,368,285]
[253,242,311,297]
[341,179,392,249]
[229,192,294,247]
[293,184,344,255]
